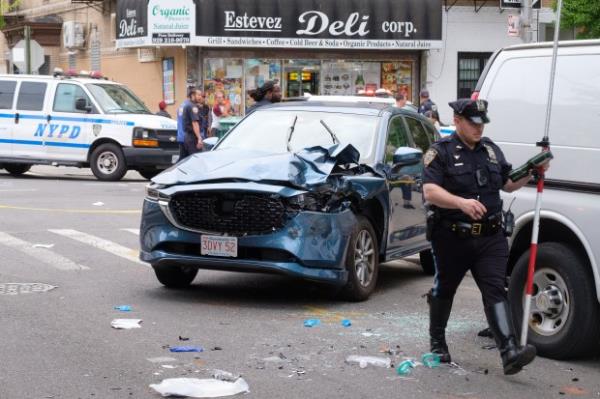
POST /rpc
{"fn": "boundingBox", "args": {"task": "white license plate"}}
[172,154,180,164]
[201,235,237,257]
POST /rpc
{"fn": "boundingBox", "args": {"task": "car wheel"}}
[508,242,600,359]
[153,264,198,288]
[90,143,127,181]
[342,215,379,301]
[4,163,31,176]
[419,249,436,276]
[138,168,161,180]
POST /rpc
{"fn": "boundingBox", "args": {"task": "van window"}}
[405,117,431,153]
[0,80,17,109]
[16,82,47,111]
[53,83,94,113]
[484,54,600,148]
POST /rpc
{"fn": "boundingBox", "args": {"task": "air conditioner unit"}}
[62,21,86,49]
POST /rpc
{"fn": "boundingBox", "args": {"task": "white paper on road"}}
[149,377,249,398]
[345,355,391,368]
[92,202,104,206]
[111,319,142,329]
[49,229,148,267]
[32,243,55,249]
[0,232,88,271]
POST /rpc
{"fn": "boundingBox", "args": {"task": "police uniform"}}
[176,99,201,159]
[423,99,536,375]
[418,98,437,115]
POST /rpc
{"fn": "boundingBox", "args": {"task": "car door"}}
[0,79,18,158]
[13,80,48,159]
[46,82,96,161]
[384,115,425,258]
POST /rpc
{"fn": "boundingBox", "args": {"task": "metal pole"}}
[521,0,532,43]
[24,25,31,74]
[543,0,563,143]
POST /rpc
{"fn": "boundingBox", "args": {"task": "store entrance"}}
[283,60,320,97]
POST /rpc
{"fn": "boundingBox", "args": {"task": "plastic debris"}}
[212,370,240,382]
[169,346,203,353]
[32,243,54,249]
[114,305,132,312]
[161,365,177,369]
[92,202,104,206]
[148,357,177,363]
[345,355,391,369]
[110,319,142,329]
[149,377,249,398]
[341,319,352,327]
[421,352,441,369]
[303,319,321,327]
[361,332,381,337]
[396,360,416,376]
[179,335,190,341]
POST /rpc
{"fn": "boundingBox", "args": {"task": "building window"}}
[457,52,492,99]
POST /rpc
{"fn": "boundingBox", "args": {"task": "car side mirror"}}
[393,147,422,166]
[203,136,218,151]
[75,98,92,113]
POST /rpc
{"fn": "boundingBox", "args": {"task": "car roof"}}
[0,74,119,84]
[305,95,395,104]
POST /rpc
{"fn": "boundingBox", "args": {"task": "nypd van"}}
[0,70,179,181]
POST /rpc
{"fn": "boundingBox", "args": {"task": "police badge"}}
[484,144,498,164]
[424,148,438,167]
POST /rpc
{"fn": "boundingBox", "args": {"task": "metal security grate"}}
[169,192,287,236]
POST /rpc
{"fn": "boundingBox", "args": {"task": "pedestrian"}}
[247,80,277,112]
[210,90,231,138]
[424,109,443,131]
[195,90,211,139]
[271,84,282,103]
[422,98,549,375]
[156,100,171,119]
[418,89,438,115]
[176,88,202,160]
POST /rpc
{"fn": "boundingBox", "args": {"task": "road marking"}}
[121,228,140,235]
[0,204,140,214]
[0,188,38,193]
[0,231,89,271]
[48,229,148,267]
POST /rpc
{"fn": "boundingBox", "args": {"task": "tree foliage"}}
[556,0,600,39]
[0,0,22,29]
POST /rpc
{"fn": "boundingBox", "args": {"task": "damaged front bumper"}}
[139,185,358,284]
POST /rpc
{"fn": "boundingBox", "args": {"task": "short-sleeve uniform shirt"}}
[177,99,200,142]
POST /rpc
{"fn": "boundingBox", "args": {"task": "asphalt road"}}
[1,165,599,399]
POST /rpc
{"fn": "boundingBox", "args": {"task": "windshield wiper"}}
[286,115,298,152]
[319,120,340,145]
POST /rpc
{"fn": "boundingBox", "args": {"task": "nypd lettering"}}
[34,123,81,139]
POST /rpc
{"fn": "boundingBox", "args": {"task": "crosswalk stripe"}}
[120,228,140,235]
[0,231,89,271]
[48,229,148,267]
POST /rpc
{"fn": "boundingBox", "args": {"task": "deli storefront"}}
[116,0,442,115]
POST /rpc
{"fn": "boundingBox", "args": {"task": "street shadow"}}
[0,170,147,183]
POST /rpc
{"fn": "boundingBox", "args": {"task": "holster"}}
[425,204,439,241]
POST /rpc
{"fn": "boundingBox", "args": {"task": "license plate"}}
[201,235,237,257]
[172,154,179,163]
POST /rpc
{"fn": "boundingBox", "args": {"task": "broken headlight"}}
[287,193,325,211]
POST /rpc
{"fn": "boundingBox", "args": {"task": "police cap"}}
[449,99,490,124]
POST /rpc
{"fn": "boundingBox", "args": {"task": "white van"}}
[0,71,179,181]
[474,39,600,359]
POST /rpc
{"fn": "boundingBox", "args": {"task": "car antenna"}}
[286,115,298,152]
[319,120,340,145]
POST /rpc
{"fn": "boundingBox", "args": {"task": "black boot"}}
[428,293,453,363]
[477,327,494,338]
[485,301,536,375]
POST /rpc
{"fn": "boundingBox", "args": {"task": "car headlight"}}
[145,183,169,202]
[133,127,159,147]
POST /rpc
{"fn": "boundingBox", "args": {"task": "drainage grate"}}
[0,283,57,296]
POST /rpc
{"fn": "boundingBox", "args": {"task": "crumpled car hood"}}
[153,144,363,190]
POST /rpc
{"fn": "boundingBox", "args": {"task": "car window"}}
[53,83,94,113]
[423,121,439,143]
[405,117,431,153]
[16,81,47,111]
[0,80,17,109]
[385,116,410,164]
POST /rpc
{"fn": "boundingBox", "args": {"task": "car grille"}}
[169,192,287,236]
[156,129,179,150]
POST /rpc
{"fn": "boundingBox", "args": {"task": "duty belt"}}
[439,215,502,238]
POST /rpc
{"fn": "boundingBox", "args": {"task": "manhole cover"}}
[0,283,57,295]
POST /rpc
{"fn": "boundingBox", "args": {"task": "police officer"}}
[176,88,203,160]
[418,89,437,115]
[422,99,548,375]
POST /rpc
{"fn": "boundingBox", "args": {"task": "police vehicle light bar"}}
[52,67,105,80]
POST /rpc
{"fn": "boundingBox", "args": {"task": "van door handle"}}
[15,113,19,124]
[47,114,51,123]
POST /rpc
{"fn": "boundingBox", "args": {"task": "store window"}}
[282,60,320,98]
[381,61,414,102]
[457,52,492,99]
[204,58,244,116]
[245,59,281,110]
[321,61,381,96]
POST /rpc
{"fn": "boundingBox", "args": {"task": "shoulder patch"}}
[192,107,199,114]
[483,144,498,164]
[424,148,438,167]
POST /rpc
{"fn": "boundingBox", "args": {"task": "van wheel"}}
[508,242,600,359]
[419,249,436,275]
[138,168,161,180]
[90,143,127,181]
[4,163,31,176]
[153,264,198,288]
[342,215,379,301]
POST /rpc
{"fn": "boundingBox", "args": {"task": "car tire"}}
[90,143,127,181]
[341,215,380,302]
[153,264,198,288]
[4,163,31,176]
[508,242,600,359]
[138,168,161,180]
[419,249,436,276]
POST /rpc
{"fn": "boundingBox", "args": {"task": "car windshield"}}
[217,109,379,163]
[86,83,151,114]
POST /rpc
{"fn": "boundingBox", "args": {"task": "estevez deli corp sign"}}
[116,0,443,50]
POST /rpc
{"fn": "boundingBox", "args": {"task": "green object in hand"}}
[508,151,554,182]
